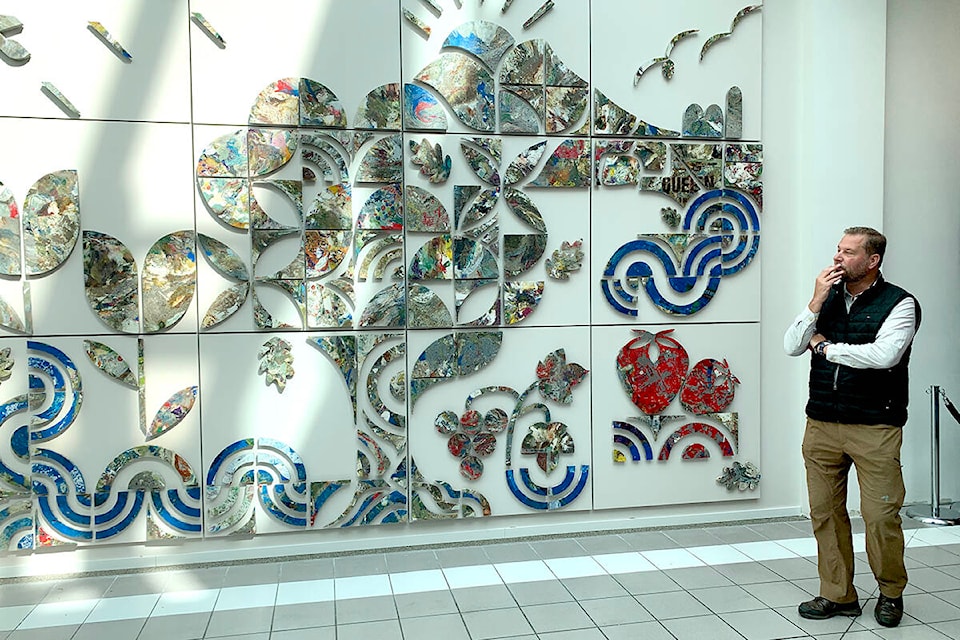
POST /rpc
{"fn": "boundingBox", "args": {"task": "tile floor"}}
[2,516,960,639]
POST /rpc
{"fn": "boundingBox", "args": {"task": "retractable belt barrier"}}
[905,386,960,526]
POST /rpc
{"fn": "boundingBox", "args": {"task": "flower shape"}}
[536,349,588,404]
[521,421,574,474]
[435,407,508,480]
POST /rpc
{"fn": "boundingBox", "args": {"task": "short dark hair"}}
[844,226,886,265]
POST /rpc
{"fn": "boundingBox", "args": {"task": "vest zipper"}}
[833,364,839,391]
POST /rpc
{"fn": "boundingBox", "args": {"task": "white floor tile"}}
[910,527,960,546]
[275,578,334,605]
[17,598,98,629]
[153,588,219,617]
[592,552,657,574]
[641,548,706,570]
[335,574,392,599]
[86,593,159,623]
[545,556,606,578]
[442,564,503,589]
[687,544,753,566]
[494,560,555,584]
[852,532,867,553]
[775,537,819,557]
[730,540,796,562]
[389,569,448,595]
[215,583,278,610]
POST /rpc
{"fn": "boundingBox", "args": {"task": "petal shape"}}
[201,282,249,330]
[249,77,299,126]
[300,78,346,128]
[146,386,198,441]
[504,188,546,233]
[196,129,248,177]
[197,234,248,281]
[83,339,137,388]
[356,134,403,183]
[198,177,250,230]
[404,186,449,232]
[415,53,495,132]
[23,170,80,275]
[83,230,139,333]
[355,82,402,130]
[504,141,548,186]
[0,182,21,276]
[142,231,197,333]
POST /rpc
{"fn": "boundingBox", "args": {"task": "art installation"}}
[0,0,762,553]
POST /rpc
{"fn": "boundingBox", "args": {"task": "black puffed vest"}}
[806,276,921,427]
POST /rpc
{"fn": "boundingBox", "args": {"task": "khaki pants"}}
[802,417,908,603]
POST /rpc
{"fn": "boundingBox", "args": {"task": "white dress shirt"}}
[783,285,917,369]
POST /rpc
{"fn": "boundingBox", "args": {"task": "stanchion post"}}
[906,385,960,525]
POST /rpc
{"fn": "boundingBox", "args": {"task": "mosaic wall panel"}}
[0,0,762,556]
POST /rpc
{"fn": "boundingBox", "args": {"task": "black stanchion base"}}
[906,504,960,526]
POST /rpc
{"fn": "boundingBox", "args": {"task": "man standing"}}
[784,227,920,628]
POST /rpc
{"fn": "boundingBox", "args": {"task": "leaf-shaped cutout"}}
[142,231,197,333]
[503,234,547,277]
[413,333,457,378]
[197,234,248,281]
[146,385,198,441]
[0,294,25,333]
[504,141,548,186]
[410,139,452,183]
[83,230,140,333]
[202,282,250,330]
[462,187,499,229]
[504,187,546,232]
[83,339,137,388]
[460,143,501,186]
[23,170,80,276]
[0,183,21,276]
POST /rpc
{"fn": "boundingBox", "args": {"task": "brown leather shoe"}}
[875,594,904,627]
[798,596,862,620]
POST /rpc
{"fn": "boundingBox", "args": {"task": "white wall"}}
[885,0,960,508]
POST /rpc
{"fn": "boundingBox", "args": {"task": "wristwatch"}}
[814,340,832,357]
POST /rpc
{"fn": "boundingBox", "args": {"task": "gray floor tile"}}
[635,590,712,620]
[203,634,269,640]
[204,605,273,637]
[337,618,402,640]
[899,592,960,623]
[579,594,653,626]
[613,570,681,595]
[720,608,806,640]
[102,573,166,598]
[618,530,680,551]
[333,553,387,578]
[384,549,440,573]
[906,546,960,568]
[753,579,822,608]
[137,611,211,640]
[521,601,594,634]
[222,563,280,587]
[600,619,675,640]
[437,545,489,568]
[452,584,517,612]
[663,527,723,548]
[72,618,147,640]
[161,567,227,592]
[39,576,115,603]
[663,566,733,590]
[907,566,960,593]
[532,538,587,560]
[934,589,960,608]
[574,534,629,555]
[506,580,573,606]
[335,594,397,624]
[761,556,820,580]
[482,542,539,563]
[660,613,744,640]
[462,607,534,639]
[538,627,606,639]
[931,619,960,638]
[271,601,334,631]
[713,561,785,585]
[561,575,628,600]
[689,584,767,613]
[278,558,334,582]
[0,582,53,607]
[748,521,812,541]
[395,589,459,617]
[706,525,768,544]
[399,612,470,639]
[270,626,336,640]
[5,625,78,640]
